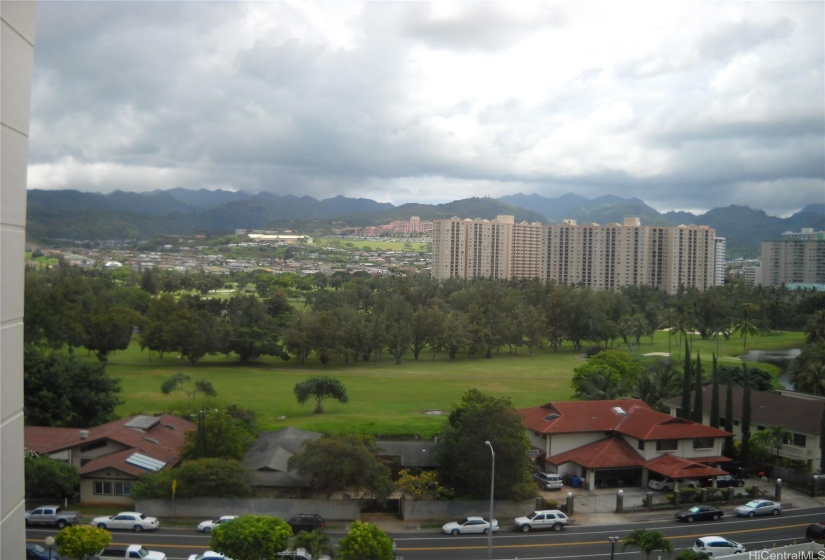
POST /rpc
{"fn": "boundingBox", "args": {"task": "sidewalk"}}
[366,479,825,533]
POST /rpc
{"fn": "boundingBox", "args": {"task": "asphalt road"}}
[26,508,824,560]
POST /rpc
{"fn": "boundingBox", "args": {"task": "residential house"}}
[24,414,194,505]
[665,386,825,471]
[518,399,733,490]
[244,428,440,493]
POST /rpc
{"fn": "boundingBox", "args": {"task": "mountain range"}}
[26,188,824,259]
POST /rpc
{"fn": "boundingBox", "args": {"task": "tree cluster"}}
[131,457,252,500]
[24,264,823,368]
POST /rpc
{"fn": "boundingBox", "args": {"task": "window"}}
[638,439,645,450]
[793,433,807,447]
[693,438,714,449]
[656,440,678,451]
[94,481,112,495]
[114,482,132,496]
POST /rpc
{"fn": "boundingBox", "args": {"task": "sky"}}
[27,1,825,216]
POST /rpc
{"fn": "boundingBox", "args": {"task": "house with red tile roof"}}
[518,399,733,490]
[25,414,194,505]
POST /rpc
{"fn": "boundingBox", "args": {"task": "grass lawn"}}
[104,329,805,438]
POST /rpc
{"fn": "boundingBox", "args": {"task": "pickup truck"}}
[25,505,82,528]
[94,545,167,560]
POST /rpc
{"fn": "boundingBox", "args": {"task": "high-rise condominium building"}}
[1,1,37,557]
[432,215,720,295]
[760,228,825,287]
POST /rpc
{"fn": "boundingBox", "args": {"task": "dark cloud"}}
[27,1,824,217]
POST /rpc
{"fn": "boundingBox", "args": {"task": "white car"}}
[442,517,499,535]
[513,510,570,532]
[188,553,229,560]
[91,511,160,531]
[648,477,699,491]
[197,515,238,533]
[692,536,746,555]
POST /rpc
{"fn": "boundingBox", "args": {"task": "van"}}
[692,536,746,556]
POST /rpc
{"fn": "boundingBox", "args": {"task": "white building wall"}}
[1,2,37,557]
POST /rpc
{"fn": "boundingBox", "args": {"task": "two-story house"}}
[519,399,733,490]
[25,414,194,505]
[665,386,825,471]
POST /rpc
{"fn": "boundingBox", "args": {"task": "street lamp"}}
[485,440,495,560]
[609,535,620,560]
[45,536,55,559]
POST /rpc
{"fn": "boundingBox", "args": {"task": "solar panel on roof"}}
[124,415,161,430]
[126,452,166,472]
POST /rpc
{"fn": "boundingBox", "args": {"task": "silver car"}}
[733,499,782,517]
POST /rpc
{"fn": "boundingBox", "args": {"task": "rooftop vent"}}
[79,430,89,439]
[144,437,159,444]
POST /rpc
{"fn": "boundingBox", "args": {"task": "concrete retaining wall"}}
[401,499,536,523]
[136,498,361,521]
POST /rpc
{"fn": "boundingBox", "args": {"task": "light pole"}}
[609,535,620,560]
[485,440,495,560]
[45,536,55,558]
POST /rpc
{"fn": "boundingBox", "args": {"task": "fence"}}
[774,466,825,496]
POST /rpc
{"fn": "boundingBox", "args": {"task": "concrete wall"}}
[136,498,362,522]
[401,499,536,523]
[0,2,37,558]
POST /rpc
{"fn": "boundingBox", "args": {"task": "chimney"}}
[79,430,89,440]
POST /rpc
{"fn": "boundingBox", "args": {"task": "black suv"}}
[287,513,325,534]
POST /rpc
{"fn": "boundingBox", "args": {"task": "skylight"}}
[125,453,166,472]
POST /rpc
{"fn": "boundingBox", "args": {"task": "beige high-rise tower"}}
[433,215,718,295]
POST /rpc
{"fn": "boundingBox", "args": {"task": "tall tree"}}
[288,434,393,499]
[679,340,692,419]
[437,389,532,500]
[741,364,752,464]
[692,353,704,423]
[723,374,735,458]
[25,455,80,499]
[24,346,122,427]
[709,354,720,429]
[293,376,348,414]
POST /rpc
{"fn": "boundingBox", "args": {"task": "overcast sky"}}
[27,1,825,216]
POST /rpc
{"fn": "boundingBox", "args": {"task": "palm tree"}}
[806,309,825,344]
[750,425,791,464]
[795,359,825,396]
[734,303,760,351]
[622,529,673,560]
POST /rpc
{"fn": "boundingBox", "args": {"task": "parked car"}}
[733,499,782,517]
[533,472,564,490]
[90,511,160,532]
[276,549,331,560]
[287,513,325,534]
[187,553,229,560]
[26,543,60,560]
[648,477,699,491]
[706,474,745,488]
[442,517,499,535]
[675,505,724,522]
[197,515,238,533]
[805,521,825,542]
[692,536,746,556]
[513,510,570,532]
[95,545,167,560]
